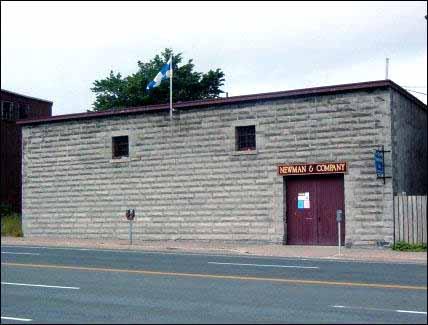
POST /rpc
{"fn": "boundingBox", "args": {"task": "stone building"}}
[0,89,52,213]
[18,80,427,246]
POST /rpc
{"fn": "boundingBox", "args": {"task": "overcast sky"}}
[1,1,427,115]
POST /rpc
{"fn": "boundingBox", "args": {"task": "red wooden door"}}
[316,175,345,245]
[286,177,318,245]
[286,175,345,245]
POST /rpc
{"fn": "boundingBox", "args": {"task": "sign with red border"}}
[278,162,348,176]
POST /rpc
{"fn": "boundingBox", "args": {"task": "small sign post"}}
[126,209,135,245]
[130,215,133,245]
[336,209,343,256]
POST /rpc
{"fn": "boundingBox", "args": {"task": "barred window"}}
[236,125,256,151]
[1,101,13,121]
[112,136,129,158]
[18,103,29,119]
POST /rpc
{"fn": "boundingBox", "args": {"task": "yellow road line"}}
[2,262,426,291]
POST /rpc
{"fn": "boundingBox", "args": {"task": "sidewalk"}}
[2,236,427,264]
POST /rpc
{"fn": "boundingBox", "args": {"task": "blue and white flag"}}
[146,57,172,90]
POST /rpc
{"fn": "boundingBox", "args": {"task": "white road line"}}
[208,262,319,269]
[1,252,40,255]
[1,282,79,290]
[397,310,428,315]
[1,316,32,322]
[332,305,427,315]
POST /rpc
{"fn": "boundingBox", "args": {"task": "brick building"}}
[17,80,427,246]
[0,89,52,213]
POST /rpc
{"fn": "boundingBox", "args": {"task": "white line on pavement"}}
[1,282,80,290]
[1,252,40,255]
[332,305,427,315]
[1,316,32,322]
[397,310,428,315]
[208,262,319,269]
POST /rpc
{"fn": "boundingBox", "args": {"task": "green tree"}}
[91,48,225,111]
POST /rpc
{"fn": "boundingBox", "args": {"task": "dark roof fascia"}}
[1,89,53,104]
[17,80,426,126]
[386,80,428,109]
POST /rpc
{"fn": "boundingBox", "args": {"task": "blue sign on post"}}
[374,150,384,177]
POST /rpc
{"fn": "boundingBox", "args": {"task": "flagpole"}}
[170,55,173,120]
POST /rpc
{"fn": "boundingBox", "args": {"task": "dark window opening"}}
[1,101,13,121]
[236,125,256,151]
[18,103,29,119]
[112,136,129,158]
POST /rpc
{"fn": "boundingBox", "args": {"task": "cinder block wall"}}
[390,89,428,195]
[22,88,395,245]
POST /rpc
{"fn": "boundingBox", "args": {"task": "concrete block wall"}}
[390,89,427,195]
[22,88,395,245]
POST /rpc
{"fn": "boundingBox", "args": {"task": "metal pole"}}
[338,221,341,256]
[129,219,133,245]
[385,58,389,80]
[170,55,173,121]
[393,194,395,245]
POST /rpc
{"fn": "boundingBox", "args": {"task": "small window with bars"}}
[112,136,129,159]
[235,125,256,151]
[1,101,13,121]
[18,103,29,119]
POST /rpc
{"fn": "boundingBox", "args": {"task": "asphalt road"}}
[1,245,427,324]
